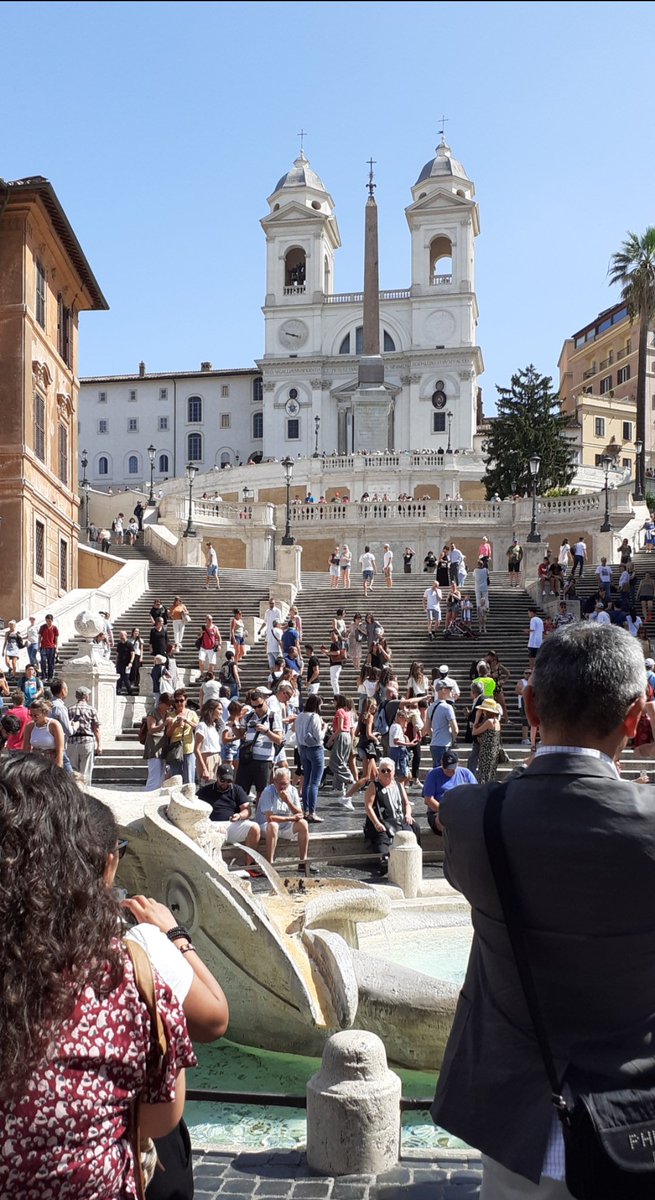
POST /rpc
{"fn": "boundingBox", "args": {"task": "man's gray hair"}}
[470,681,485,696]
[273,765,291,780]
[531,624,645,737]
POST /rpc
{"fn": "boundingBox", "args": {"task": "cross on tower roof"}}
[297,128,307,154]
[367,157,376,197]
[438,114,449,143]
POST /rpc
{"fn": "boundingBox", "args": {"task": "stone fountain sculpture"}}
[89,782,461,1071]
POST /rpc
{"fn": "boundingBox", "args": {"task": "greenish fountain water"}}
[186,913,473,1151]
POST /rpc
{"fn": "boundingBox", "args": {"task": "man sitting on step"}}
[198,764,261,864]
[255,764,317,874]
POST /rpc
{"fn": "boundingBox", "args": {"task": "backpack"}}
[219,662,234,684]
[374,705,389,736]
[138,715,149,745]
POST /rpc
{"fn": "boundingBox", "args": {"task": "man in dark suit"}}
[432,623,655,1198]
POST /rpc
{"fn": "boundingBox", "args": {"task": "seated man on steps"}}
[363,757,421,876]
[255,765,317,874]
[197,764,261,864]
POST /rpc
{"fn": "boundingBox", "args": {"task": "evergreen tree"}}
[481,365,576,500]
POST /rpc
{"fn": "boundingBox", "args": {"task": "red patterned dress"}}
[0,948,196,1199]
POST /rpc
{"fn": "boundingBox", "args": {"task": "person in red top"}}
[38,613,59,681]
[4,690,30,750]
[197,613,221,676]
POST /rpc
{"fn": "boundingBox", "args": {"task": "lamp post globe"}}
[526,454,541,543]
[281,455,295,546]
[147,444,157,506]
[183,461,198,538]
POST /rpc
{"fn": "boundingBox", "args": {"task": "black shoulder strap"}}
[483,782,566,1109]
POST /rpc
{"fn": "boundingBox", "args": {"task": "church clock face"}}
[279,319,309,349]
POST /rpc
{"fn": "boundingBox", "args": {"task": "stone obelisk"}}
[352,160,393,451]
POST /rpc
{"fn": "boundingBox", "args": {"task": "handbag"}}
[182,612,192,625]
[165,739,185,768]
[484,783,655,1200]
[123,940,168,1199]
[238,724,260,766]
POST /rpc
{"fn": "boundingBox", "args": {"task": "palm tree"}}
[608,228,655,500]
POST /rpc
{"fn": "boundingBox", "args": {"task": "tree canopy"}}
[608,228,655,486]
[481,365,577,500]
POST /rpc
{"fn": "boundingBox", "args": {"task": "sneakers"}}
[339,798,355,811]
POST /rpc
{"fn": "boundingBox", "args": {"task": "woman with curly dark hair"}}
[0,754,196,1199]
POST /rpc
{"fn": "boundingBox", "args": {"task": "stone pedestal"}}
[64,652,119,737]
[388,829,422,899]
[306,1030,401,1176]
[352,384,393,453]
[274,543,303,604]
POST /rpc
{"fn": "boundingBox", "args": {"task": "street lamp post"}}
[526,454,541,543]
[281,456,295,545]
[80,449,90,538]
[313,415,321,458]
[600,454,612,532]
[147,444,157,506]
[182,461,198,537]
[446,410,453,454]
[634,438,644,503]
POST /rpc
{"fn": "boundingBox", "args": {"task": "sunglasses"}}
[116,839,128,860]
[252,702,265,709]
[379,767,393,774]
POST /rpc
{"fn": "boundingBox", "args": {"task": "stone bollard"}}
[306,1030,401,1176]
[388,829,422,899]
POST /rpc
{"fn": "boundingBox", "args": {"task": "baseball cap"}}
[252,688,271,698]
[216,764,234,781]
[439,664,449,675]
[646,659,655,669]
[442,750,459,768]
[437,680,453,691]
[75,686,91,698]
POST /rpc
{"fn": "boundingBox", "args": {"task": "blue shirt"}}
[422,765,477,802]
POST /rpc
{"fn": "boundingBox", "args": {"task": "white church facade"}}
[79,137,484,487]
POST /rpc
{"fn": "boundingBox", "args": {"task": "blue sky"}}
[4,1,654,412]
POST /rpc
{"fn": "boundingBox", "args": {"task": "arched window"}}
[344,326,396,355]
[252,411,263,439]
[98,456,108,476]
[383,330,396,352]
[252,376,263,404]
[158,453,169,473]
[339,333,351,355]
[128,455,139,475]
[220,451,231,467]
[284,247,306,290]
[429,235,453,282]
[324,254,330,293]
[187,432,202,461]
[187,395,202,423]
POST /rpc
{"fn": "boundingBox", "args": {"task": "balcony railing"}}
[283,500,505,525]
[582,367,595,380]
[283,284,306,296]
[430,274,453,286]
[324,289,411,304]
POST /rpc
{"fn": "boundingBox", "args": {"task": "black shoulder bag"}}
[484,782,655,1200]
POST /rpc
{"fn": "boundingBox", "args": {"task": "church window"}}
[287,418,300,440]
[324,255,330,292]
[220,451,231,466]
[252,411,263,439]
[129,389,137,402]
[220,413,231,428]
[158,416,168,431]
[36,260,46,328]
[159,388,168,400]
[221,385,230,398]
[98,391,107,403]
[34,393,46,462]
[128,455,139,474]
[187,395,202,423]
[98,456,109,476]
[429,235,453,282]
[128,418,138,432]
[187,432,202,461]
[433,412,446,433]
[158,453,169,473]
[98,419,108,434]
[284,247,306,290]
[252,376,263,403]
[339,333,351,355]
[355,326,363,355]
[383,330,396,352]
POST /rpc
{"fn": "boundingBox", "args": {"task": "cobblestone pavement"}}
[192,1149,482,1199]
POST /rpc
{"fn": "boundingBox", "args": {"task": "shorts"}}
[341,563,350,572]
[271,821,299,841]
[528,646,540,658]
[207,563,218,576]
[362,570,374,582]
[508,561,520,573]
[330,565,339,577]
[199,648,217,665]
[234,635,245,645]
[213,818,259,844]
[427,607,441,621]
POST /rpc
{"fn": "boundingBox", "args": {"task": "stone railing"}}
[282,500,505,525]
[430,274,453,286]
[324,289,411,304]
[512,492,622,522]
[159,496,275,528]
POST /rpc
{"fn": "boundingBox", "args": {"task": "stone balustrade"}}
[286,499,505,525]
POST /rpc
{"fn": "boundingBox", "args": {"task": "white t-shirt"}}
[596,565,612,584]
[449,547,463,565]
[207,546,218,568]
[265,606,282,633]
[195,720,223,754]
[266,625,283,655]
[592,610,611,626]
[383,550,393,570]
[359,552,376,572]
[125,923,193,1004]
[528,616,544,649]
[388,722,405,749]
[558,545,571,566]
[424,587,442,610]
[574,541,586,558]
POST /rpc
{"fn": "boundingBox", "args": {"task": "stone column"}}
[388,829,422,899]
[274,543,303,604]
[306,1030,401,1176]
